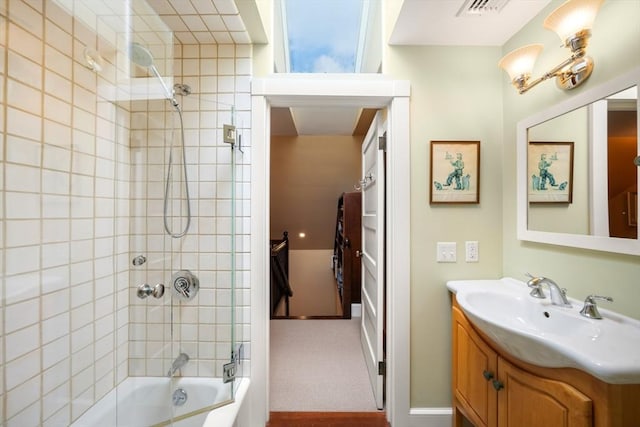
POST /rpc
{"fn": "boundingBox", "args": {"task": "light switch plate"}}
[437,242,456,262]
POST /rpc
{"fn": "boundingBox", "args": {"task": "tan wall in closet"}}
[270,135,362,250]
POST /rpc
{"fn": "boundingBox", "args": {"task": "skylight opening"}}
[276,0,380,73]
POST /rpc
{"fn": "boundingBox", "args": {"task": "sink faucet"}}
[168,352,189,377]
[525,274,571,307]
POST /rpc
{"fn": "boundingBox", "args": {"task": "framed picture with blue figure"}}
[528,141,574,203]
[430,140,480,204]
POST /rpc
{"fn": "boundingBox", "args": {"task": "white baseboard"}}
[351,303,362,317]
[408,408,452,427]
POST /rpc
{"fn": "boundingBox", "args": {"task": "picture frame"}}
[527,141,574,203]
[430,140,480,204]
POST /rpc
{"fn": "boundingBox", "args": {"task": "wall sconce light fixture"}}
[499,0,604,94]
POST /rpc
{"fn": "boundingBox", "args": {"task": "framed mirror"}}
[517,67,640,255]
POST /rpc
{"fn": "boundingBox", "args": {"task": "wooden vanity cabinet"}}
[452,298,640,427]
[452,304,497,427]
[496,357,591,427]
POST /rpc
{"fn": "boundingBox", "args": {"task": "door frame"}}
[250,74,410,426]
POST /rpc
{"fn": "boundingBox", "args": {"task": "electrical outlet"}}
[465,241,479,262]
[437,242,457,263]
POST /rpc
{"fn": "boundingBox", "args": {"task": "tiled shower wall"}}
[127,42,252,379]
[1,1,252,426]
[0,1,132,425]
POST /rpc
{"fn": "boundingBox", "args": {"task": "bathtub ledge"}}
[203,378,250,427]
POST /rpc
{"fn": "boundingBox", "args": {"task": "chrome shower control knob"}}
[137,284,152,299]
[152,283,165,298]
[171,270,199,301]
[137,283,165,299]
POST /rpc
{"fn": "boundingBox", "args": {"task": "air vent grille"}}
[456,0,510,16]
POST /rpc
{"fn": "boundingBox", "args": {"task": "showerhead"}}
[128,42,176,104]
[129,42,155,68]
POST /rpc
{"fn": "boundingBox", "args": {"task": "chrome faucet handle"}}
[529,286,546,299]
[525,273,545,299]
[525,272,542,287]
[579,295,613,320]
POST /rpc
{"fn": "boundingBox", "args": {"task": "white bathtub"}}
[72,377,248,427]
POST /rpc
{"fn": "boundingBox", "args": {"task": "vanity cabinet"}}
[495,357,591,427]
[452,299,640,427]
[452,304,498,427]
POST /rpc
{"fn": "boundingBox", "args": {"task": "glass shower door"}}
[125,46,241,427]
[127,99,239,427]
[118,0,239,425]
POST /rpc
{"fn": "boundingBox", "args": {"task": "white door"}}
[360,112,386,410]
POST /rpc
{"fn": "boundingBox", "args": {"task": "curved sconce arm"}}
[515,50,592,94]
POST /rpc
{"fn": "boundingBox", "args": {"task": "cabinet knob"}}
[492,380,504,391]
[482,370,494,381]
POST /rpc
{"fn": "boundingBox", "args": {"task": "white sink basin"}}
[447,278,640,384]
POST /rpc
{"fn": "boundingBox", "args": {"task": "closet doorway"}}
[267,106,388,415]
[250,75,411,427]
[269,107,374,318]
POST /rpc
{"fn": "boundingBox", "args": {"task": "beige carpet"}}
[270,318,379,412]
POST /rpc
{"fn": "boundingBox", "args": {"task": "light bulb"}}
[543,0,603,44]
[498,44,544,81]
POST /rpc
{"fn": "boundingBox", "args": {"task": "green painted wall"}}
[385,45,505,407]
[385,0,640,410]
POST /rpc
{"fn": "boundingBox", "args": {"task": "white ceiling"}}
[146,0,553,135]
[389,0,552,46]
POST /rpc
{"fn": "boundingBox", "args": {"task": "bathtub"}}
[72,377,249,427]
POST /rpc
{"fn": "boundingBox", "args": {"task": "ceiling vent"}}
[456,0,510,17]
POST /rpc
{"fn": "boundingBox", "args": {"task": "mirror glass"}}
[517,68,640,255]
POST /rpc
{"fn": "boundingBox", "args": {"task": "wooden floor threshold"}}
[267,411,389,427]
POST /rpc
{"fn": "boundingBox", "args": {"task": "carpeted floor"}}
[270,318,379,412]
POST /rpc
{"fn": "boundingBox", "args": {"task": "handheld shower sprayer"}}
[129,42,192,238]
[129,42,178,106]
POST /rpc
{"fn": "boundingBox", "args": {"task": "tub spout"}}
[168,352,189,377]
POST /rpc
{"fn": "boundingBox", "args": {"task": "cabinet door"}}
[497,357,592,427]
[453,306,498,427]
